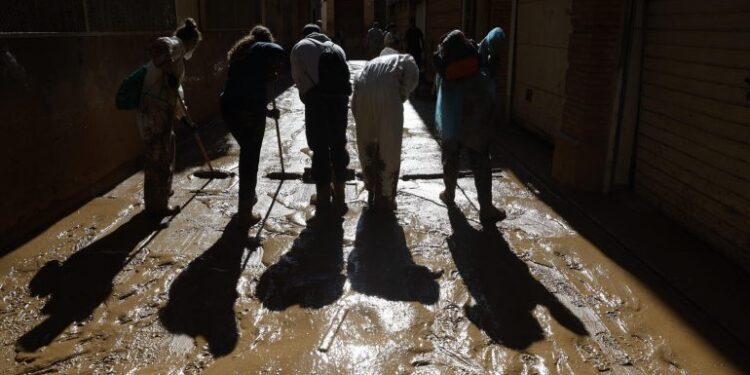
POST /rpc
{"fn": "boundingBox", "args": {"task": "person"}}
[405,18,424,68]
[137,18,201,218]
[220,26,284,226]
[290,24,352,215]
[333,30,346,52]
[365,22,384,59]
[433,29,506,223]
[384,23,401,51]
[352,50,419,212]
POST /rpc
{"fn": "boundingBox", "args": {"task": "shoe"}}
[439,190,455,206]
[333,182,348,216]
[480,205,507,224]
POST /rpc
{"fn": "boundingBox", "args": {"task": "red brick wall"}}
[553,0,626,190]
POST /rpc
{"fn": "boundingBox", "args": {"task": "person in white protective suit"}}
[352,50,419,212]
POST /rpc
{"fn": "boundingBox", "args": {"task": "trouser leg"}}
[441,141,460,201]
[305,99,332,185]
[468,148,493,207]
[380,108,403,201]
[226,110,265,204]
[329,96,351,182]
[143,117,175,213]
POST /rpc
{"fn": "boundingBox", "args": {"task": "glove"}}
[267,108,281,120]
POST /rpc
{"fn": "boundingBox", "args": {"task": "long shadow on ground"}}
[18,213,159,352]
[446,206,587,349]
[347,209,440,304]
[159,216,252,357]
[256,213,346,310]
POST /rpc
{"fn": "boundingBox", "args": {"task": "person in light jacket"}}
[352,50,419,212]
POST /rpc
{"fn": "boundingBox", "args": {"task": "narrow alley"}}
[0,62,747,374]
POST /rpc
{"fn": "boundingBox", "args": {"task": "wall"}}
[0,31,243,251]
[551,0,626,190]
[511,0,572,139]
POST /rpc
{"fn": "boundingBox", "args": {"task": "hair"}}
[315,19,323,27]
[174,18,202,42]
[439,30,474,62]
[302,23,321,37]
[227,25,274,62]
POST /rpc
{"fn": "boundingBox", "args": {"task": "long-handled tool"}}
[266,98,303,180]
[179,99,235,179]
[192,131,235,179]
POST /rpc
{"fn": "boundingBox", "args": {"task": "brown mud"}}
[0,62,746,374]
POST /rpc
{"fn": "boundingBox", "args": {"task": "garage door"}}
[511,0,572,140]
[634,0,750,264]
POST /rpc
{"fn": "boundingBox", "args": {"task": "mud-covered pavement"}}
[1,62,747,374]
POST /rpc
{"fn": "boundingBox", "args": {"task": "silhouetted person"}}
[159,216,252,357]
[347,209,440,303]
[365,22,384,59]
[221,25,284,226]
[405,18,424,68]
[138,18,202,218]
[290,24,352,215]
[18,213,159,352]
[384,22,401,52]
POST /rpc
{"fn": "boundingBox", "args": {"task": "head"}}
[174,18,202,59]
[315,19,323,28]
[302,23,321,37]
[439,30,472,59]
[388,22,396,32]
[227,25,275,62]
[373,21,380,29]
[410,18,416,27]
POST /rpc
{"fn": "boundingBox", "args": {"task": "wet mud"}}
[0,62,747,374]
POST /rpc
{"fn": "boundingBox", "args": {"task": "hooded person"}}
[433,29,506,224]
[220,26,285,226]
[290,24,352,215]
[137,18,201,218]
[352,50,419,212]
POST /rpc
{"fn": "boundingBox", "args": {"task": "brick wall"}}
[553,0,626,190]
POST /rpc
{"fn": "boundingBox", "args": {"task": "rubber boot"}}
[333,181,348,216]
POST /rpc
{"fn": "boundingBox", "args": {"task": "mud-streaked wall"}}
[0,31,243,251]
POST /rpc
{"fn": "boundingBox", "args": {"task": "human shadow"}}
[446,206,587,349]
[256,213,346,310]
[347,209,440,304]
[18,212,159,352]
[159,216,252,357]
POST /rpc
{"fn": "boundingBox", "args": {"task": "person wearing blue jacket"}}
[434,28,507,224]
[220,26,284,226]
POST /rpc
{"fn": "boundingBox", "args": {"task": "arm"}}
[400,55,420,101]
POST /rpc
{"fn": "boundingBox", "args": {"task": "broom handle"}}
[193,133,215,172]
[273,98,285,175]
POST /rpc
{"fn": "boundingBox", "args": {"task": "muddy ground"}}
[0,62,747,374]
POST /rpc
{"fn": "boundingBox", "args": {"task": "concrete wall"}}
[0,31,243,251]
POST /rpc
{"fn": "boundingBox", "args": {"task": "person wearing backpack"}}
[290,24,352,215]
[352,50,419,212]
[136,19,202,218]
[433,29,506,224]
[220,26,284,226]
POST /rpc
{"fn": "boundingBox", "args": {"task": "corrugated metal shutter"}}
[634,0,750,265]
[511,0,572,140]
